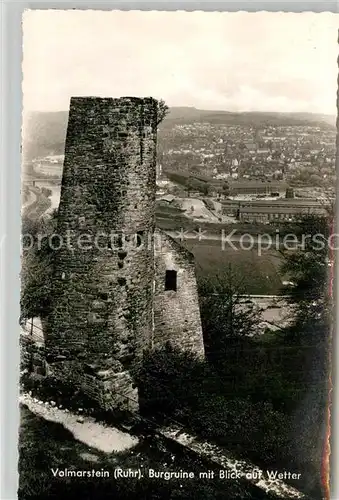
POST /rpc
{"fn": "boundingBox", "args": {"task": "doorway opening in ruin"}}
[165,270,177,291]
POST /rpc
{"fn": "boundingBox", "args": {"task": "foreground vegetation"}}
[138,214,332,500]
[19,390,279,500]
[20,212,331,500]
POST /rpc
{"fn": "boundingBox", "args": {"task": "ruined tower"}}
[154,229,205,355]
[46,97,158,411]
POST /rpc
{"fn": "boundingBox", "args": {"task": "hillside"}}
[23,111,69,161]
[22,107,336,161]
[163,107,336,128]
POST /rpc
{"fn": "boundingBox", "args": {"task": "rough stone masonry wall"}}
[20,334,46,375]
[153,229,205,358]
[46,360,139,413]
[46,97,158,410]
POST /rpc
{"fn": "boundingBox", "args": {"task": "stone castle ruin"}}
[46,97,204,412]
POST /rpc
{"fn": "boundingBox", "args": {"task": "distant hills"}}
[22,106,336,161]
[163,107,336,128]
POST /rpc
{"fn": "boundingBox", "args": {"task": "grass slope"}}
[182,239,283,295]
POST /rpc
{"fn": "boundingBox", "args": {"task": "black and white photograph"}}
[20,10,337,500]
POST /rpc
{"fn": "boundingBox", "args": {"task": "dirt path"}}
[161,426,307,499]
[20,393,138,453]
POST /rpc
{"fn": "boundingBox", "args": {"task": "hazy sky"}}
[22,10,338,114]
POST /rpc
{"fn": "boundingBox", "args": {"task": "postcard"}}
[20,10,337,500]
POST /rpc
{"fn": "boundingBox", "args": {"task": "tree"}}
[278,213,332,494]
[222,181,230,198]
[156,99,169,126]
[285,187,294,199]
[198,264,261,365]
[186,177,209,197]
[186,177,195,197]
[200,182,209,196]
[20,211,58,325]
[279,212,332,325]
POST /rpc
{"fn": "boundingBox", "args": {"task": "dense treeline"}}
[20,210,58,323]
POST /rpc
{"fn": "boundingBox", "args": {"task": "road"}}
[166,230,299,249]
